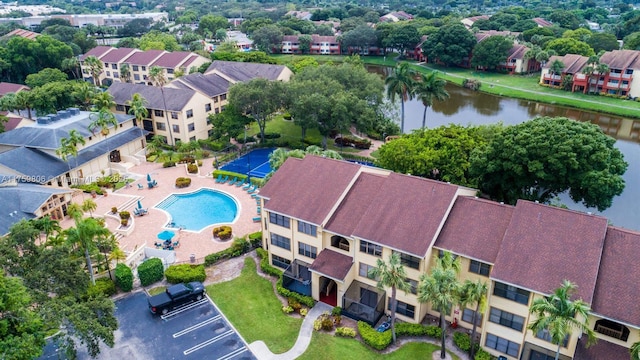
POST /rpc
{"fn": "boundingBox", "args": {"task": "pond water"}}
[370,66,640,230]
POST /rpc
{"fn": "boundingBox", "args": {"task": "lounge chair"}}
[137,184,144,190]
[247,186,258,194]
[228,177,238,186]
[172,240,180,248]
[215,174,223,183]
[242,182,252,190]
[245,184,256,192]
[236,178,248,187]
[219,175,229,184]
[251,194,259,199]
[133,208,148,216]
[252,217,261,222]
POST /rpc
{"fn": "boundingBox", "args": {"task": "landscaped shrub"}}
[203,237,254,266]
[187,163,198,173]
[332,306,342,316]
[335,327,356,338]
[138,258,164,286]
[394,323,442,338]
[357,321,392,350]
[282,306,294,314]
[288,297,302,312]
[175,177,191,188]
[463,78,482,91]
[276,276,315,307]
[248,231,262,247]
[212,225,232,240]
[87,277,117,298]
[256,248,283,277]
[475,348,493,360]
[300,308,308,317]
[71,183,103,195]
[114,263,133,292]
[454,331,471,351]
[163,161,176,168]
[425,325,443,338]
[164,264,206,284]
[119,211,131,220]
[111,207,118,214]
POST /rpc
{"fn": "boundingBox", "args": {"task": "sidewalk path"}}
[248,302,333,360]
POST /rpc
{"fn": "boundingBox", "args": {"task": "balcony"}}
[622,73,633,79]
[606,82,620,88]
[609,73,622,79]
[342,280,385,326]
[282,260,312,296]
[543,74,561,80]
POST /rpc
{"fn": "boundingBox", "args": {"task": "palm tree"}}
[119,64,131,83]
[81,198,97,218]
[368,252,411,344]
[56,129,87,171]
[84,55,104,87]
[61,57,80,79]
[14,90,33,119]
[33,215,61,243]
[126,92,148,128]
[414,72,449,129]
[92,91,116,111]
[146,134,165,158]
[88,108,118,170]
[385,62,416,134]
[148,66,174,146]
[73,82,99,111]
[528,280,597,360]
[549,59,565,86]
[417,251,461,359]
[458,280,488,359]
[65,214,110,285]
[631,339,640,360]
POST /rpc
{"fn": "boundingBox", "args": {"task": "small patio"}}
[60,160,261,263]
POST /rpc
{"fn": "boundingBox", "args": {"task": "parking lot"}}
[40,291,256,360]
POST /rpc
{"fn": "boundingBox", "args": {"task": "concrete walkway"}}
[248,302,333,360]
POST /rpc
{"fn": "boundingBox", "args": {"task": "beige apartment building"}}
[258,155,639,360]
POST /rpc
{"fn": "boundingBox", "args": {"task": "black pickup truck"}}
[148,282,205,315]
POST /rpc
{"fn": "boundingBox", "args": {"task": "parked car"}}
[148,282,205,315]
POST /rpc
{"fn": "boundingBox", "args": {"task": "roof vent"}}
[57,110,69,119]
[36,116,50,125]
[67,107,80,115]
[48,114,59,122]
[587,211,593,215]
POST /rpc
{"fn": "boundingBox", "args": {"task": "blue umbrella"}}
[157,230,175,241]
[137,200,143,209]
[147,173,152,182]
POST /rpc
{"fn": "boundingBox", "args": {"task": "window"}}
[189,136,195,141]
[132,65,139,71]
[298,242,317,259]
[331,236,350,251]
[156,122,166,131]
[298,221,317,236]
[389,299,415,319]
[142,66,146,71]
[595,319,630,341]
[360,240,382,257]
[188,123,195,132]
[111,63,117,69]
[167,68,174,74]
[116,104,125,111]
[536,329,569,347]
[114,73,119,78]
[489,307,524,331]
[134,74,140,81]
[221,94,227,100]
[462,308,482,326]
[221,105,226,112]
[213,96,219,103]
[215,108,220,114]
[485,333,520,357]
[269,213,290,228]
[106,71,111,76]
[272,254,291,269]
[172,124,180,133]
[407,279,418,295]
[174,138,181,143]
[469,260,490,276]
[493,282,530,305]
[270,233,290,250]
[359,263,376,279]
[395,251,420,270]
[186,109,193,118]
[154,109,164,117]
[171,112,179,119]
[205,103,212,111]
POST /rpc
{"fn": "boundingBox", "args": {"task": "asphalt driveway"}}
[40,291,256,360]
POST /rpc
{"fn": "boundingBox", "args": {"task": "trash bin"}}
[190,254,196,263]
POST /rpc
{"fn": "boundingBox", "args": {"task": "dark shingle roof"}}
[0,184,72,235]
[434,196,513,264]
[592,227,640,325]
[599,49,640,70]
[100,48,137,63]
[79,46,113,61]
[491,200,607,303]
[108,82,195,111]
[260,156,360,225]
[546,54,589,74]
[152,51,194,68]
[574,336,630,360]
[0,82,29,96]
[309,249,354,281]
[205,60,289,82]
[169,73,230,97]
[124,50,165,66]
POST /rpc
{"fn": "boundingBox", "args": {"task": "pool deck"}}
[60,160,261,263]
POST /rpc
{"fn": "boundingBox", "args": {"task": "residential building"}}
[203,31,253,52]
[258,155,640,360]
[0,28,39,40]
[108,60,292,145]
[379,11,414,22]
[461,15,490,29]
[285,11,312,21]
[79,47,209,86]
[0,82,29,96]
[532,17,553,27]
[281,34,340,55]
[0,12,168,29]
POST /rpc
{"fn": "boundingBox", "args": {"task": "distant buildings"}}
[281,34,340,55]
[0,12,168,29]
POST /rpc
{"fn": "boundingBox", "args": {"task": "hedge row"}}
[204,235,259,266]
[257,248,283,277]
[357,321,393,350]
[165,264,206,284]
[396,323,442,338]
[138,258,164,286]
[276,276,315,308]
[115,263,133,292]
[334,135,372,149]
[453,332,492,360]
[87,278,117,298]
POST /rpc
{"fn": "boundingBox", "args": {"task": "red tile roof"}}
[79,46,113,61]
[1,111,24,131]
[533,17,553,27]
[574,336,630,360]
[599,49,640,71]
[352,172,458,257]
[434,197,513,264]
[591,227,640,325]
[259,156,361,225]
[152,51,194,68]
[3,28,40,40]
[310,249,354,281]
[100,47,137,63]
[546,54,590,74]
[182,55,200,68]
[507,44,529,60]
[0,82,29,96]
[491,200,608,303]
[124,50,165,66]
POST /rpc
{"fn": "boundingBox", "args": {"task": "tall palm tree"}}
[126,92,148,128]
[84,55,104,87]
[148,66,174,146]
[631,339,640,360]
[56,129,87,171]
[119,64,131,83]
[73,82,99,111]
[14,90,33,119]
[61,57,80,79]
[81,198,97,218]
[417,251,461,359]
[33,215,61,243]
[458,279,488,359]
[414,72,449,129]
[385,62,416,134]
[549,59,565,85]
[88,109,118,170]
[64,214,110,285]
[528,280,597,360]
[92,91,116,111]
[368,252,411,344]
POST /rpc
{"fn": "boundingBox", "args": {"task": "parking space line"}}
[173,315,222,338]
[217,347,248,360]
[183,330,234,355]
[160,298,209,320]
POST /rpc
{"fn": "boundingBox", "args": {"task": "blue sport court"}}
[220,148,275,179]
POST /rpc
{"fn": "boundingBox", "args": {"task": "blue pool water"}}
[155,188,238,231]
[220,148,275,178]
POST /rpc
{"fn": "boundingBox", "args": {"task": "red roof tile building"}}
[258,155,640,360]
[281,34,340,55]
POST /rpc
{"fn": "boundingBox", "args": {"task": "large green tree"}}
[418,251,461,359]
[470,117,627,211]
[228,78,286,142]
[368,252,411,344]
[139,30,180,51]
[423,23,477,67]
[545,38,595,57]
[198,14,229,36]
[25,68,68,88]
[471,36,514,70]
[251,24,283,54]
[529,280,597,360]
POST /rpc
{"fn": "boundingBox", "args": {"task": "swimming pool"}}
[220,148,275,178]
[155,188,239,232]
